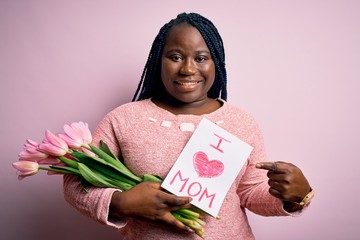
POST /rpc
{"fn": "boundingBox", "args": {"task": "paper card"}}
[161,118,253,217]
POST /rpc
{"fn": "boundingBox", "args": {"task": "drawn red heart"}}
[193,151,224,178]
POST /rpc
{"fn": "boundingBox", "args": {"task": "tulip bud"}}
[60,122,93,149]
[18,139,49,162]
[70,122,92,144]
[58,132,83,149]
[38,130,68,156]
[12,161,39,180]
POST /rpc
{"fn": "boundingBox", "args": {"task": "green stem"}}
[39,166,53,171]
[172,212,204,238]
[39,166,80,175]
[58,156,79,168]
[176,208,200,219]
[88,145,142,183]
[82,145,91,151]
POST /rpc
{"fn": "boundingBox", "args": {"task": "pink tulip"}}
[59,122,93,149]
[58,132,83,149]
[18,139,49,162]
[38,130,69,156]
[12,161,39,180]
[68,122,92,144]
[24,139,39,148]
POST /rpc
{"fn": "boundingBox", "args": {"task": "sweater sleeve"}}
[62,112,127,228]
[236,115,291,216]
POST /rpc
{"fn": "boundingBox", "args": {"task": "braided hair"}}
[132,12,227,101]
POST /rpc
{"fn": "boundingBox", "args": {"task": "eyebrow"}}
[164,48,211,55]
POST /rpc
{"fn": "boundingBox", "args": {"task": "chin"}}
[174,95,208,104]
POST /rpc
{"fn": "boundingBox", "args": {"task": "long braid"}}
[195,21,227,99]
[132,25,170,101]
[132,12,227,101]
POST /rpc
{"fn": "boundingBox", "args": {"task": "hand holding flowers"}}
[12,121,206,238]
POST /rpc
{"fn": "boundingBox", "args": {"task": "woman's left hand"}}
[256,161,311,203]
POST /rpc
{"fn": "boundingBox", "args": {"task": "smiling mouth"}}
[175,81,201,86]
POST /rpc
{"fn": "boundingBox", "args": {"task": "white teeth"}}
[178,82,198,86]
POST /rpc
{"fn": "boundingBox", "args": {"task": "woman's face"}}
[160,23,215,104]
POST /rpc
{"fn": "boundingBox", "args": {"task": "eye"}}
[195,56,208,63]
[169,55,183,62]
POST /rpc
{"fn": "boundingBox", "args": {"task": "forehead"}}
[164,23,208,49]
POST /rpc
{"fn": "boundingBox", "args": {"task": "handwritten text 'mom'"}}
[169,169,216,208]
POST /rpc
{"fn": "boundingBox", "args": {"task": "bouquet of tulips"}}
[12,121,206,238]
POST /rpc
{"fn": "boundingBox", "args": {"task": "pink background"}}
[1,1,359,239]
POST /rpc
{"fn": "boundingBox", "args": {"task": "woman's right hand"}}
[109,181,193,232]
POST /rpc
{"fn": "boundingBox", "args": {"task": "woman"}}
[64,12,313,239]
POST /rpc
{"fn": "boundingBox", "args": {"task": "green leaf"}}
[78,163,117,188]
[77,163,134,191]
[78,155,137,186]
[104,177,134,191]
[99,140,118,160]
[70,150,142,184]
[58,156,79,169]
[89,144,128,170]
[97,141,139,182]
[49,165,80,175]
[87,145,142,183]
[143,174,163,183]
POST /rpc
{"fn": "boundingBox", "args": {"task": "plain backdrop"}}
[1,1,359,239]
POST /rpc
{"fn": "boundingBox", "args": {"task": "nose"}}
[179,59,196,75]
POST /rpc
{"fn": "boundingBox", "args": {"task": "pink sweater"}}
[63,99,294,240]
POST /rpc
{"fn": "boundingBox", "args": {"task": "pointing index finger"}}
[256,162,279,171]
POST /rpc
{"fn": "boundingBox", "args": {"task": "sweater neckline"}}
[146,98,227,119]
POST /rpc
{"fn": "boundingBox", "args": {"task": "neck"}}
[152,96,221,115]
